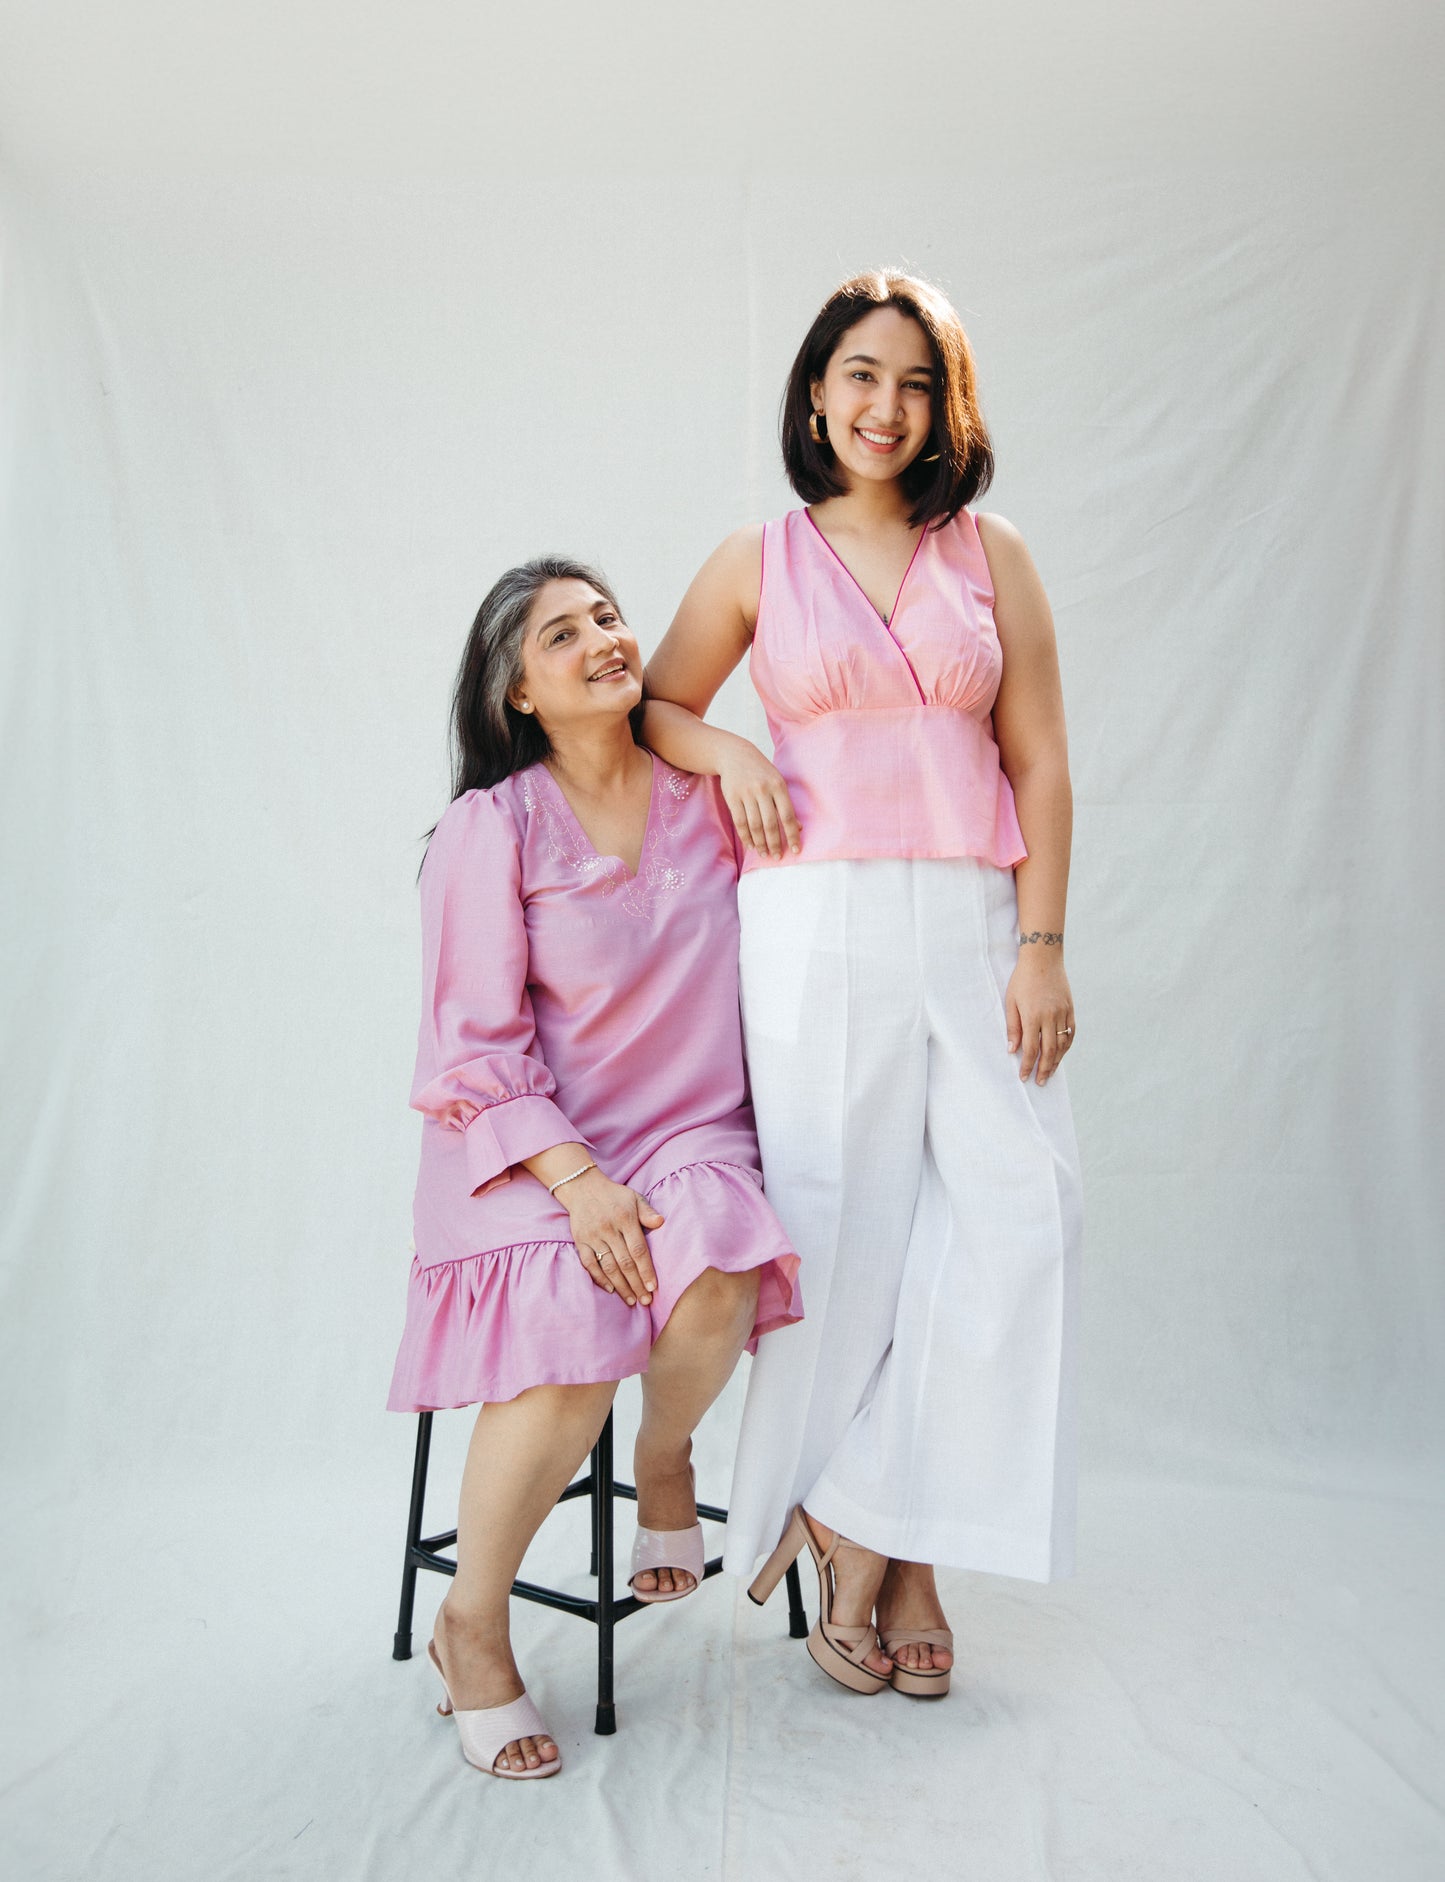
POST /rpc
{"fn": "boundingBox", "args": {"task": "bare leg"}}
[433,1379,617,1773]
[874,1559,954,1672]
[631,1267,760,1595]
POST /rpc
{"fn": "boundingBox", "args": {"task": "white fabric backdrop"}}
[2,3,1442,1877]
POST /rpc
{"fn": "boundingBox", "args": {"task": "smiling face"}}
[810,303,936,492]
[508,577,644,736]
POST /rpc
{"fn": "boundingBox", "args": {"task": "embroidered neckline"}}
[521,758,692,918]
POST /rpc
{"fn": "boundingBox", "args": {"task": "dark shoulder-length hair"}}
[780,270,994,529]
[447,554,644,800]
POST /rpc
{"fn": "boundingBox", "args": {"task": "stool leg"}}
[593,1412,618,1734]
[784,1559,808,1640]
[393,1412,434,1661]
[589,1444,601,1578]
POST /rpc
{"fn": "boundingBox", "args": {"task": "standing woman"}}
[389,557,800,1779]
[643,272,1081,1698]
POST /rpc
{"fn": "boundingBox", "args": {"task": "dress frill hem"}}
[387,1159,802,1412]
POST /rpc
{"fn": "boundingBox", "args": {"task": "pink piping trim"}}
[753,518,768,647]
[803,509,929,704]
[960,508,997,609]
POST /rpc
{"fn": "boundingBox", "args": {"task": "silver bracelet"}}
[547,1160,598,1196]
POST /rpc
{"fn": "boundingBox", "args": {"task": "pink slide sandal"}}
[428,1641,562,1779]
[629,1523,706,1603]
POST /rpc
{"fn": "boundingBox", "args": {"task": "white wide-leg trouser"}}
[722,857,1082,1583]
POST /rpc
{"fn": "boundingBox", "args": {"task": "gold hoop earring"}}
[808,410,828,445]
[921,437,942,463]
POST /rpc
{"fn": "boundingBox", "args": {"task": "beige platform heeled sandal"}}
[748,1507,892,1695]
[427,1641,562,1779]
[881,1627,954,1698]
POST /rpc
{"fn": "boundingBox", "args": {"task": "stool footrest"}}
[394,1409,807,1739]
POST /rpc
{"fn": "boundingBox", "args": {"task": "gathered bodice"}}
[752,507,1005,731]
[743,508,1026,874]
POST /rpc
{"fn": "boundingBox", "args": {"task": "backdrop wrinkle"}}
[1,5,1441,1875]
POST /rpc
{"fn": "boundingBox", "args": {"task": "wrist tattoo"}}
[1018,930,1064,947]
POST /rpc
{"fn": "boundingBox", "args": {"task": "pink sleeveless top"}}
[743,507,1027,873]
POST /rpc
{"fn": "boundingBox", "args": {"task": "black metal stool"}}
[392,1407,808,1733]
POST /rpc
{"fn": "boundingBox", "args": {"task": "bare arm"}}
[644,525,801,858]
[977,511,1076,1086]
[646,524,761,714]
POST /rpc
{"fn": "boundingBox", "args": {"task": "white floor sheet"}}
[5,1383,1443,1882]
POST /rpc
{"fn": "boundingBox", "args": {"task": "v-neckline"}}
[540,749,658,883]
[804,507,926,628]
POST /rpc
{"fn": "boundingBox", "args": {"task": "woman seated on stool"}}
[388,555,801,1782]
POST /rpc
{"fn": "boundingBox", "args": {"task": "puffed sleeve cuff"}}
[463,1093,587,1197]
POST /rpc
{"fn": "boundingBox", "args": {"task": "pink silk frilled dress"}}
[387,754,802,1412]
